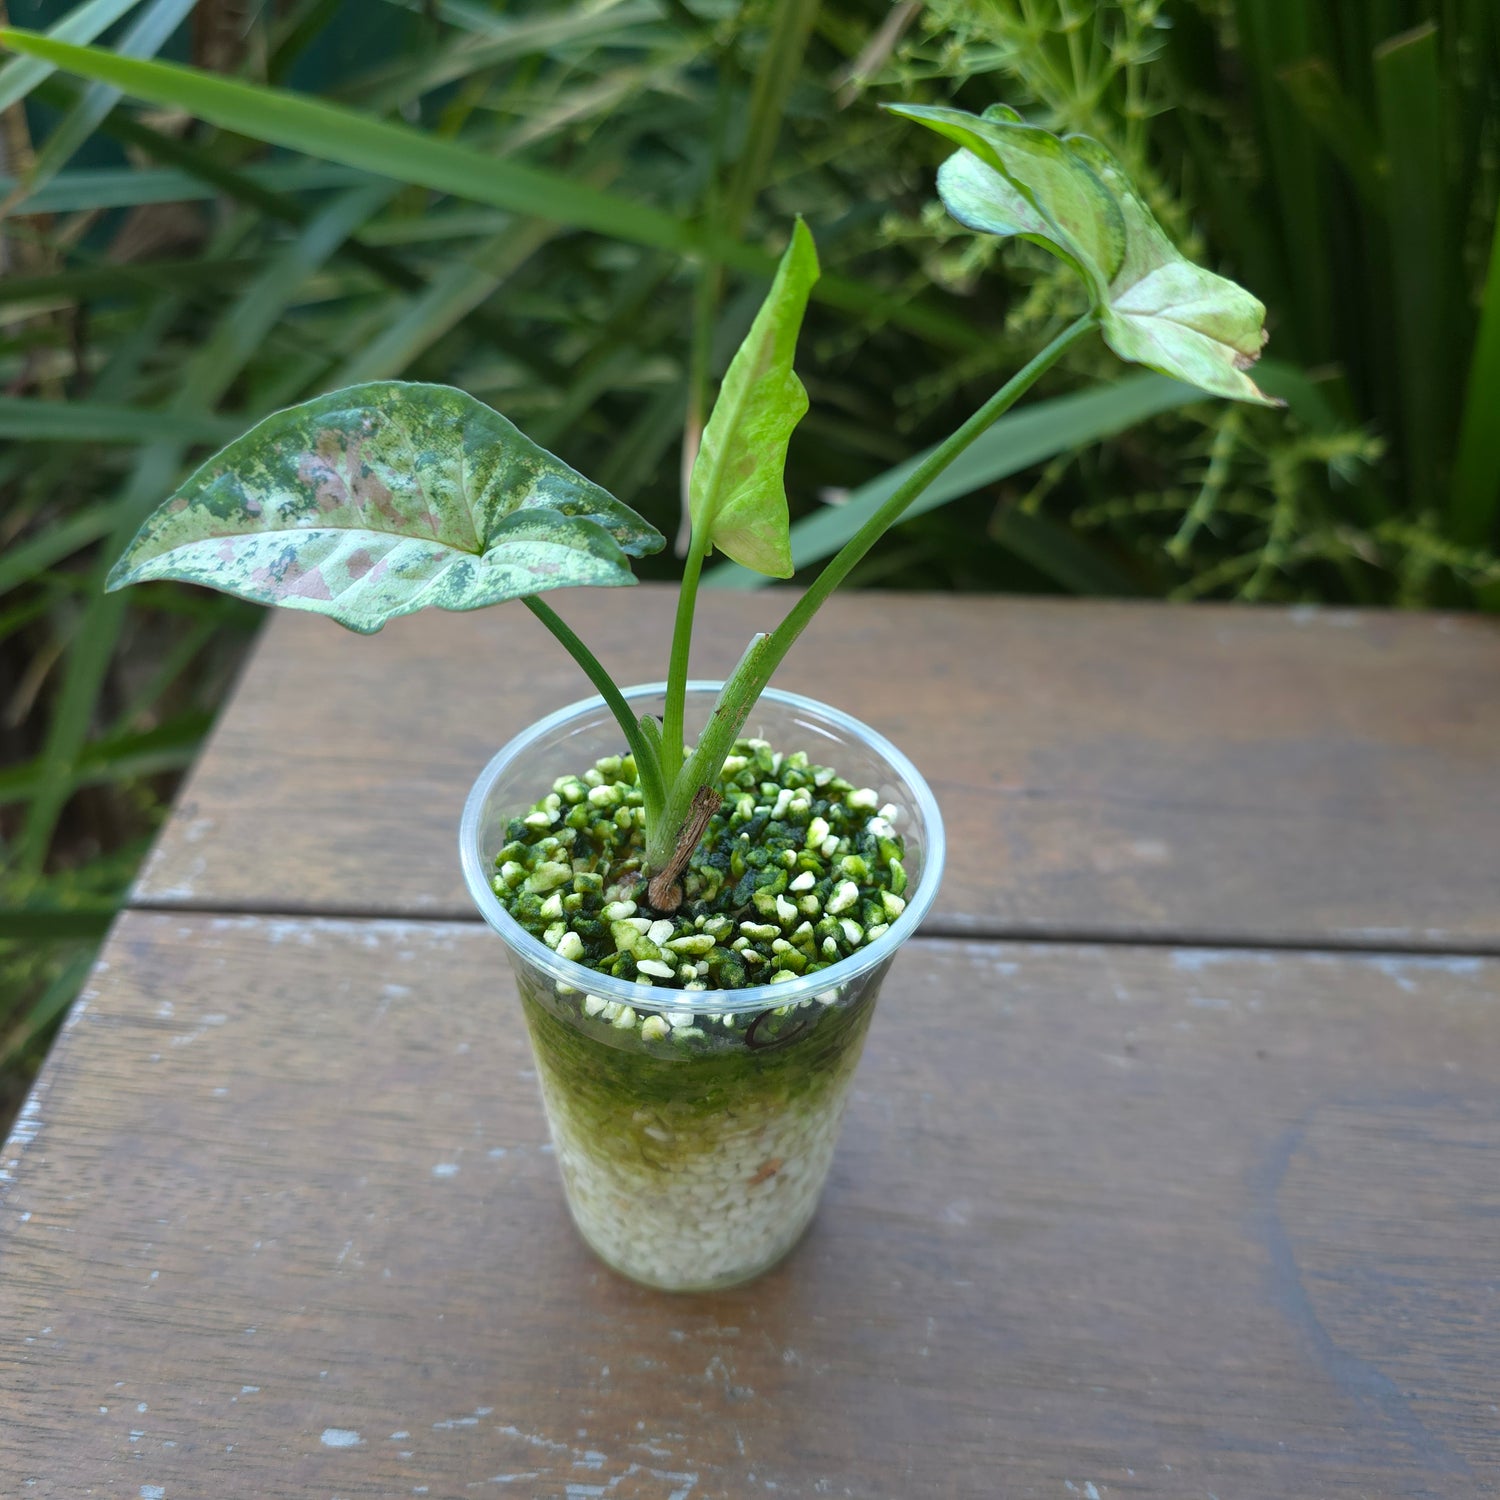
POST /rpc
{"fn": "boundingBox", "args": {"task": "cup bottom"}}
[518,981,876,1292]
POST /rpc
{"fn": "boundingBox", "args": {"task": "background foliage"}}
[2,0,1497,1123]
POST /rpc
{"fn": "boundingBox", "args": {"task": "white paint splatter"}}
[320,1428,362,1448]
[10,1095,43,1148]
[495,1425,571,1454]
[431,1163,460,1179]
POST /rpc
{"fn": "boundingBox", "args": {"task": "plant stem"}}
[661,532,707,777]
[521,594,664,822]
[665,311,1098,833]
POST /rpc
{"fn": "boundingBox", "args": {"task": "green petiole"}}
[101,100,1276,916]
[644,311,1097,876]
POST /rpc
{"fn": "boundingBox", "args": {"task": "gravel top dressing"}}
[491,736,909,1042]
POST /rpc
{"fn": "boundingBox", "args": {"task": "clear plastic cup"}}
[459,683,945,1292]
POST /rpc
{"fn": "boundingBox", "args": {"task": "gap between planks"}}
[122,898,1500,961]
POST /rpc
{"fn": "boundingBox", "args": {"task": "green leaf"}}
[0,159,373,213]
[0,0,143,113]
[704,372,1204,587]
[688,220,819,577]
[888,103,1125,304]
[1450,202,1500,545]
[1375,22,1456,507]
[0,31,986,354]
[0,396,240,444]
[107,383,664,633]
[0,907,115,941]
[891,103,1278,407]
[3,0,199,215]
[1277,57,1384,208]
[0,29,696,256]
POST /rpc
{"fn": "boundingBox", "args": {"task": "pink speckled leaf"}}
[105,382,664,632]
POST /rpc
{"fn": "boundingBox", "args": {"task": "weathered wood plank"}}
[3,914,1497,1496]
[131,590,1500,949]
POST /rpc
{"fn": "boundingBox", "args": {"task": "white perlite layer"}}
[533,1064,856,1291]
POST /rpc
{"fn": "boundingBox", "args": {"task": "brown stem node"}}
[647,786,722,913]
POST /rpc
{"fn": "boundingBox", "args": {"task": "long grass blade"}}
[352,1,662,108]
[0,159,374,212]
[0,710,213,803]
[0,0,143,112]
[0,949,97,1071]
[2,0,200,217]
[12,182,393,877]
[1374,22,1456,507]
[0,909,115,941]
[1277,57,1383,208]
[0,31,703,256]
[328,218,556,386]
[0,397,239,442]
[1233,0,1335,361]
[1449,200,1500,544]
[0,32,987,352]
[989,507,1141,595]
[0,505,121,597]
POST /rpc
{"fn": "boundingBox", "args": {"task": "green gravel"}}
[491,737,909,993]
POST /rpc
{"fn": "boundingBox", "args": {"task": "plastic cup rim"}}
[458,681,946,1016]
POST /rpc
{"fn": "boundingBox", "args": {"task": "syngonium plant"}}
[108,103,1280,913]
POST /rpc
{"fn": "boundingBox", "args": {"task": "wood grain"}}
[131,589,1500,950]
[3,913,1497,1497]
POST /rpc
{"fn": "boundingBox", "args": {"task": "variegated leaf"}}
[890,102,1125,304]
[890,104,1279,407]
[106,382,664,632]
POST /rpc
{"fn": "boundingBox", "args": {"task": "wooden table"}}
[4,587,1499,1498]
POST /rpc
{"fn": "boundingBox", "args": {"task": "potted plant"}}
[103,104,1276,1291]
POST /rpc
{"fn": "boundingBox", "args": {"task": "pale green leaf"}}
[106,382,665,633]
[1068,137,1278,407]
[888,102,1124,302]
[688,220,819,577]
[892,103,1278,406]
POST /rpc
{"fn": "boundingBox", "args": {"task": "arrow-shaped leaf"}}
[1067,136,1277,406]
[688,219,820,577]
[106,382,664,633]
[891,103,1278,406]
[889,102,1125,304]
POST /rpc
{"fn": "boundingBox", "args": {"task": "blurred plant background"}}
[1,0,1497,1124]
